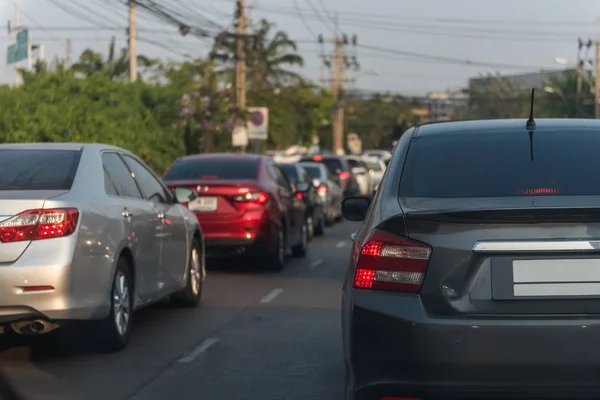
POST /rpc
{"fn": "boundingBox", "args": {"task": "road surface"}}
[0,221,359,400]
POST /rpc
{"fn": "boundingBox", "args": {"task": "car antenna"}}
[526,88,536,161]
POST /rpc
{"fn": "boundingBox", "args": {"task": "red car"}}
[163,153,308,270]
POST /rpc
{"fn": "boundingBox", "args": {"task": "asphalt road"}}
[0,221,359,400]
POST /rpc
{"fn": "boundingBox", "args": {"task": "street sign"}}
[247,107,268,140]
[347,133,362,155]
[7,29,29,64]
[232,125,248,147]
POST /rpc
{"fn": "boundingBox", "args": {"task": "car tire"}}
[171,241,203,307]
[265,224,285,271]
[292,218,309,258]
[306,214,314,242]
[314,213,325,236]
[95,257,133,352]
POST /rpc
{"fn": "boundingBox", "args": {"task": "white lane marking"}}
[260,288,284,304]
[179,338,220,363]
[336,241,346,248]
[309,259,323,269]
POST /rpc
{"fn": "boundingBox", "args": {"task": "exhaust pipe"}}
[10,319,59,335]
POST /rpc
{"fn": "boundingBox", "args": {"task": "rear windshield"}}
[400,130,600,198]
[0,149,81,190]
[279,164,299,182]
[301,157,345,175]
[347,159,363,168]
[365,161,382,172]
[301,164,323,179]
[164,158,258,180]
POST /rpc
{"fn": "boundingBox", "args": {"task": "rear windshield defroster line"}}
[399,130,600,198]
[0,149,82,190]
[164,158,259,181]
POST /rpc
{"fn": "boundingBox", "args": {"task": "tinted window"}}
[272,165,292,189]
[365,161,382,171]
[0,149,81,190]
[300,157,345,175]
[347,159,361,168]
[400,130,600,198]
[164,158,258,180]
[102,153,142,198]
[279,164,299,182]
[122,155,169,203]
[301,165,323,179]
[104,168,118,195]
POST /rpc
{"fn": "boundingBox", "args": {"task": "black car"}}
[342,118,600,400]
[299,155,360,198]
[279,162,326,239]
[299,161,344,225]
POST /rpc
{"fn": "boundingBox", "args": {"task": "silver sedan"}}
[0,143,205,352]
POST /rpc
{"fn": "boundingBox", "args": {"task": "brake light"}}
[233,192,269,205]
[0,208,79,243]
[339,171,350,180]
[312,155,323,161]
[353,228,431,293]
[317,185,328,195]
[296,192,303,200]
[520,188,560,195]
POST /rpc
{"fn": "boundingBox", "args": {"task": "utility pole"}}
[319,18,358,155]
[235,0,247,153]
[595,41,600,119]
[128,0,138,82]
[13,0,20,85]
[65,39,72,69]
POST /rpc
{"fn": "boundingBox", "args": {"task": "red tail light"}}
[353,228,431,293]
[339,171,350,180]
[296,192,303,199]
[520,188,560,195]
[312,155,323,161]
[233,192,269,205]
[0,208,79,243]
[317,185,328,195]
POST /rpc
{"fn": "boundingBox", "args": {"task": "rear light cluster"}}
[353,229,431,293]
[317,185,328,195]
[233,192,269,205]
[520,187,560,195]
[295,192,304,200]
[339,171,350,180]
[0,208,79,243]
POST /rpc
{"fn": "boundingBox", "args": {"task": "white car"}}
[345,156,373,196]
[362,157,387,192]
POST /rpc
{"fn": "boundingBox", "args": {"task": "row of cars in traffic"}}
[0,143,386,353]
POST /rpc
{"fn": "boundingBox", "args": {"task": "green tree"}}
[466,74,529,119]
[538,70,594,118]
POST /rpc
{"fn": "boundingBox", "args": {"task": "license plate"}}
[188,196,218,212]
[513,259,600,297]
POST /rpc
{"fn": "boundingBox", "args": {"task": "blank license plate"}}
[513,259,600,297]
[188,197,218,212]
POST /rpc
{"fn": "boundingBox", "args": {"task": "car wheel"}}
[96,257,133,352]
[306,214,314,241]
[314,212,325,236]
[292,218,308,258]
[171,241,203,307]
[335,214,344,223]
[266,224,285,271]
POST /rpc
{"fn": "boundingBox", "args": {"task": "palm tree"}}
[71,37,155,80]
[209,19,304,88]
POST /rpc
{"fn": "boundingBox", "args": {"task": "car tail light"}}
[339,171,350,180]
[0,208,80,243]
[233,192,269,205]
[312,155,323,161]
[296,192,303,200]
[353,228,431,293]
[520,187,560,195]
[317,185,328,195]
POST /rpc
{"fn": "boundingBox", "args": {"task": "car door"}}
[267,162,295,247]
[102,152,159,302]
[121,154,188,295]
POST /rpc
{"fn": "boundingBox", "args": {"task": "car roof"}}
[176,153,263,162]
[415,118,600,137]
[0,142,123,151]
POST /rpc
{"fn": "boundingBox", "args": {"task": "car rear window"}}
[279,164,299,181]
[365,161,382,172]
[400,130,600,198]
[0,149,81,190]
[301,157,346,175]
[301,164,323,179]
[164,158,258,180]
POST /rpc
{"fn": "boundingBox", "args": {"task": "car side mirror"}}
[173,187,197,204]
[296,182,310,193]
[342,196,371,221]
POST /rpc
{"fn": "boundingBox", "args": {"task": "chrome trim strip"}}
[472,240,600,252]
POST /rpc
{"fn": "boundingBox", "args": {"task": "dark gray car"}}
[342,118,600,400]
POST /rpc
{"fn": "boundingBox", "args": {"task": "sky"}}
[1,0,600,96]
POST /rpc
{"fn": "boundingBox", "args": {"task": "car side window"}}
[121,155,171,204]
[104,168,118,196]
[269,164,291,190]
[102,153,143,199]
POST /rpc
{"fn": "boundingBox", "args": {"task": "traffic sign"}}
[247,107,268,140]
[232,125,248,147]
[7,29,29,64]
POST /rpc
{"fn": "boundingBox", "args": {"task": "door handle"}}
[122,208,133,218]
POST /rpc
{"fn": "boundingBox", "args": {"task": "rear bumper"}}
[345,290,600,400]
[0,237,112,326]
